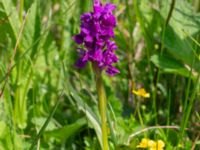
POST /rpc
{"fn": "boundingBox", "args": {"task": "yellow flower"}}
[136,138,149,148]
[149,140,165,150]
[132,88,150,98]
[148,140,156,148]
[136,138,165,150]
[136,138,155,148]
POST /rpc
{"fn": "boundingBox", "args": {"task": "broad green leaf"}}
[31,117,57,131]
[65,82,103,149]
[14,1,40,129]
[150,54,192,78]
[44,118,86,142]
[0,0,20,42]
[161,0,200,39]
[163,26,200,72]
[138,0,200,72]
[161,0,200,72]
[20,2,37,50]
[20,1,40,55]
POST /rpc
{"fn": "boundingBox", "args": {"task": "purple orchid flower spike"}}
[73,0,119,76]
[94,0,101,5]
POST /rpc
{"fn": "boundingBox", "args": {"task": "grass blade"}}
[29,90,64,150]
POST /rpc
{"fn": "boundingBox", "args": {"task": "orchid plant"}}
[73,0,119,149]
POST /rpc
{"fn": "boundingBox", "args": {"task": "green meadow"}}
[0,0,200,149]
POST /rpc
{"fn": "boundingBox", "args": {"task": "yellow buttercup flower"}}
[136,138,165,150]
[132,88,150,98]
[136,138,149,148]
[136,138,155,148]
[149,140,165,150]
[148,140,156,148]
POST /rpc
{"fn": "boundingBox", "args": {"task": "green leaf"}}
[44,118,86,143]
[0,0,20,42]
[20,1,40,55]
[161,0,200,72]
[29,90,63,150]
[150,54,192,78]
[163,26,200,72]
[0,121,13,150]
[139,0,200,72]
[0,121,6,138]
[65,82,103,149]
[14,1,40,129]
[161,0,200,39]
[167,130,179,146]
[31,117,57,131]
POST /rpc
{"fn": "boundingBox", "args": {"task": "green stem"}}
[180,74,200,143]
[179,35,199,144]
[95,71,109,150]
[137,103,144,126]
[19,0,24,22]
[165,0,176,26]
[193,0,200,12]
[152,0,176,124]
[166,90,171,138]
[29,90,63,150]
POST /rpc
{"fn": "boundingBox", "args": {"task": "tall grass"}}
[0,0,199,149]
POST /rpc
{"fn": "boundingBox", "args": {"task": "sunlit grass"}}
[0,0,199,149]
